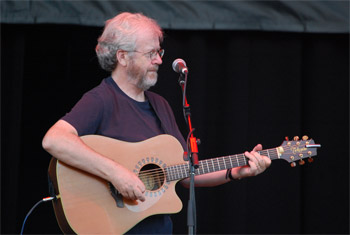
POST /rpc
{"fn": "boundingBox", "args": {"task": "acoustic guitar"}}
[48,134,320,234]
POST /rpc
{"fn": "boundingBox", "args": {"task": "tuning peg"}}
[308,157,314,163]
[290,162,297,167]
[299,159,305,165]
[302,135,309,141]
[285,136,289,141]
[293,136,299,141]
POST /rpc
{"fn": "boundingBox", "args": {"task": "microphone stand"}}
[178,72,199,235]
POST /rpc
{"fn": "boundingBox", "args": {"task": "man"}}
[42,12,271,234]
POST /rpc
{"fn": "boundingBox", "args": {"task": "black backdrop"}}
[1,24,349,234]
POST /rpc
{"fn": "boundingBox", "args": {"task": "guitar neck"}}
[165,148,279,182]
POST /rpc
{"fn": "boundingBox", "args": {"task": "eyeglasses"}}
[129,48,165,60]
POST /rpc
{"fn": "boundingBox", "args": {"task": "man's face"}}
[126,30,163,91]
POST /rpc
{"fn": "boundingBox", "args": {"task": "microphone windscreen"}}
[172,58,186,73]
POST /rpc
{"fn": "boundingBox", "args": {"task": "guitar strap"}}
[146,92,189,162]
[145,92,171,135]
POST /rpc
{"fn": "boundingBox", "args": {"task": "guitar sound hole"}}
[139,164,164,191]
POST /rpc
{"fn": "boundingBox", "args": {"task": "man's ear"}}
[116,50,128,67]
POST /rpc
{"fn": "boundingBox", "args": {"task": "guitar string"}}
[139,143,307,177]
[137,147,300,177]
[139,154,265,181]
[137,148,298,178]
[138,145,312,181]
[139,154,272,181]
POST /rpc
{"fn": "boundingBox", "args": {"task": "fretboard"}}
[165,148,279,182]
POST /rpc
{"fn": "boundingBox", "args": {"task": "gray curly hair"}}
[95,12,163,72]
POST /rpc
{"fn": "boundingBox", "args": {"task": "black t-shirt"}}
[62,76,186,234]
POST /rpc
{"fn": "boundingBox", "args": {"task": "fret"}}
[173,166,177,181]
[169,166,174,181]
[202,162,207,174]
[168,166,172,181]
[243,154,247,165]
[179,165,183,179]
[216,158,221,171]
[197,162,203,175]
[165,167,170,181]
[167,166,173,181]
[228,155,233,168]
[273,148,279,160]
[201,162,206,174]
[178,165,183,179]
[200,161,204,174]
[173,165,178,180]
[229,155,233,168]
[183,164,189,178]
[184,164,189,177]
[224,157,228,169]
[175,165,179,179]
[205,160,210,173]
[228,156,233,168]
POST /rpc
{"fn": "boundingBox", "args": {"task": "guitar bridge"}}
[108,182,124,208]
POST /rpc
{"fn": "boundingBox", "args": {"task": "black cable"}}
[20,196,55,235]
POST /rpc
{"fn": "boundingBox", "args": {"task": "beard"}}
[127,60,158,91]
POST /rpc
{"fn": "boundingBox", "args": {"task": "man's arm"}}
[42,119,146,201]
[180,144,271,187]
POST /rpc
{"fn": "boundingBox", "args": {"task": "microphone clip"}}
[178,73,186,86]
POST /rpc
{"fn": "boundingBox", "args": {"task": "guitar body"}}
[48,134,185,234]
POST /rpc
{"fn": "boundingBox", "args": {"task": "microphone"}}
[172,58,188,74]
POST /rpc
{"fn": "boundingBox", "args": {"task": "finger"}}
[246,151,263,174]
[120,185,138,201]
[134,188,146,202]
[255,154,265,165]
[246,159,260,176]
[264,156,272,166]
[253,144,262,152]
[245,151,259,166]
[249,159,259,170]
[139,185,146,194]
[255,154,268,170]
[250,148,269,167]
[252,152,269,166]
[124,190,135,200]
[137,180,146,193]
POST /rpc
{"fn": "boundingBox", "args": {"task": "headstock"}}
[277,136,321,167]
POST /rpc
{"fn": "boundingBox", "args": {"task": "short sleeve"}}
[61,91,103,136]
